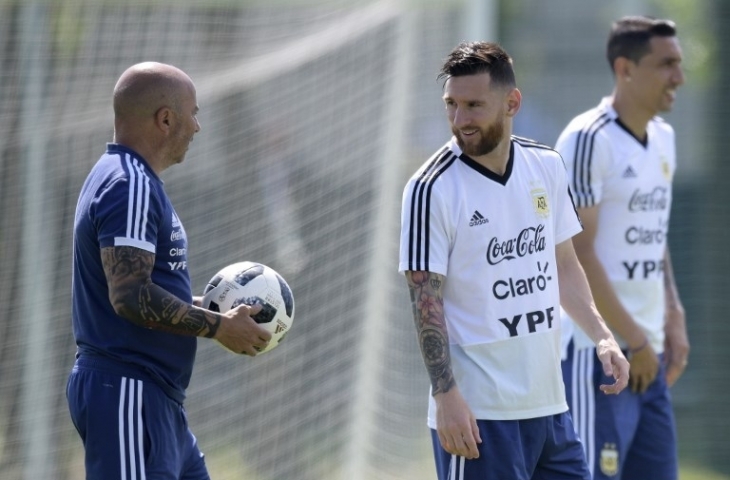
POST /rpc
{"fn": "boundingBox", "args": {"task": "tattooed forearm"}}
[406,270,454,395]
[420,326,454,394]
[138,283,221,337]
[183,308,221,338]
[102,246,221,338]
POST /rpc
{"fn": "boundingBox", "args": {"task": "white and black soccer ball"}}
[202,261,295,354]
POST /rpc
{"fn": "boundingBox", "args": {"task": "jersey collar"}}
[598,97,650,148]
[454,138,514,186]
[106,143,162,183]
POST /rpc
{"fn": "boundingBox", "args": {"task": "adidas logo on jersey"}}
[469,210,489,226]
[622,166,637,178]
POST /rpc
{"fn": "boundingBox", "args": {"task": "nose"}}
[674,66,685,87]
[195,118,201,133]
[451,106,470,128]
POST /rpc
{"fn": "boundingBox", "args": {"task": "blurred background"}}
[0,0,726,479]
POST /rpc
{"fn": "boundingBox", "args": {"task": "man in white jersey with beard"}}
[557,16,690,480]
[399,41,629,480]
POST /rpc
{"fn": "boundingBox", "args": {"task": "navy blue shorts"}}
[431,412,590,480]
[562,343,678,480]
[67,364,210,480]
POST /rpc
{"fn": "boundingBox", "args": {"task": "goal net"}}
[5,1,722,479]
[0,1,464,479]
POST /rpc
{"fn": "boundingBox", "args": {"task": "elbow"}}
[108,291,131,318]
[108,286,144,321]
[572,245,592,266]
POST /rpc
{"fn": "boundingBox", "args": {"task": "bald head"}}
[112,62,200,173]
[113,62,194,122]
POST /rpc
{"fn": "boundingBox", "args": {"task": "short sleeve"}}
[92,169,161,254]
[399,178,451,275]
[555,128,610,209]
[552,155,583,245]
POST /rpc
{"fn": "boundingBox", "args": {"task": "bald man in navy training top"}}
[67,62,271,480]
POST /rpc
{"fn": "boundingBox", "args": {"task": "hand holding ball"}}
[202,262,295,354]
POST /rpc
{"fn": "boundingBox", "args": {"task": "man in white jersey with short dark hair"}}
[557,16,690,480]
[399,41,630,480]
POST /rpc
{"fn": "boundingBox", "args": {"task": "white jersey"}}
[556,97,675,354]
[399,136,583,424]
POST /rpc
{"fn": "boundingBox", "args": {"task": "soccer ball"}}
[202,261,295,354]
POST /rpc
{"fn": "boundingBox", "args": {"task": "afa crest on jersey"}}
[600,443,619,476]
[660,155,672,181]
[531,188,550,218]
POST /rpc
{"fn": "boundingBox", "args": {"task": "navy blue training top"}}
[72,143,194,403]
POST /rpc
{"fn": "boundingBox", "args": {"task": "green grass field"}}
[680,463,730,480]
[204,444,730,480]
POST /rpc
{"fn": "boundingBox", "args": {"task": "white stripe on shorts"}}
[118,377,145,480]
[570,347,596,476]
[449,454,465,480]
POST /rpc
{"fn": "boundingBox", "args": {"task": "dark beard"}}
[453,119,504,157]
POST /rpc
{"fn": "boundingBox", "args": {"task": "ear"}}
[505,87,522,118]
[154,106,173,133]
[614,57,634,84]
